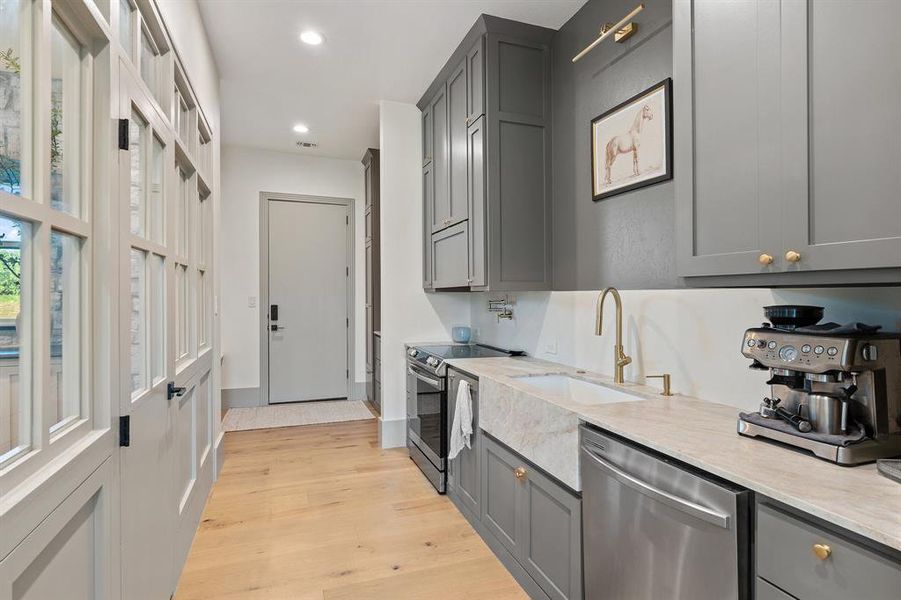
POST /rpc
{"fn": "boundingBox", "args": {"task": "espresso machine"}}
[737,305,901,465]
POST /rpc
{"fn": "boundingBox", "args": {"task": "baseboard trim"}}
[214,431,226,478]
[379,417,406,449]
[222,387,261,409]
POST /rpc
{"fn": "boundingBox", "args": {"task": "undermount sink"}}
[512,374,646,406]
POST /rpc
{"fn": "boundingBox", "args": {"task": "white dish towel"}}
[448,379,473,460]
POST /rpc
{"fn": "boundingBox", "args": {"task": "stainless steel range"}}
[406,343,521,492]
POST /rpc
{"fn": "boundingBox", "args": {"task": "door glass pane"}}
[0,215,30,463]
[176,264,186,359]
[49,230,82,431]
[178,95,189,142]
[50,15,83,217]
[177,168,187,256]
[129,248,146,394]
[139,28,156,100]
[198,269,205,347]
[118,0,132,58]
[150,135,163,243]
[129,111,145,236]
[0,0,27,196]
[150,254,164,382]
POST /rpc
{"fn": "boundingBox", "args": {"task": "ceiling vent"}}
[296,141,318,148]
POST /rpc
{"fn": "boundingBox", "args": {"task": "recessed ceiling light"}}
[293,123,310,134]
[300,30,324,46]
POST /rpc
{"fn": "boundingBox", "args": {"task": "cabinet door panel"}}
[467,37,485,120]
[432,221,470,289]
[422,104,433,166]
[674,0,783,276]
[468,116,487,287]
[785,0,901,271]
[521,468,582,600]
[447,60,469,227]
[431,85,450,232]
[422,163,434,290]
[481,436,522,558]
[448,370,480,517]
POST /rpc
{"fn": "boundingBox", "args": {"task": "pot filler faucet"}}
[596,287,632,384]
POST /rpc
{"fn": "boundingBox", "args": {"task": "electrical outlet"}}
[544,339,558,355]
[248,296,257,308]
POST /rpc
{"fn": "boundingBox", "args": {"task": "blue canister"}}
[452,326,472,343]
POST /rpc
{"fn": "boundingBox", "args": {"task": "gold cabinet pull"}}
[812,543,832,560]
[513,466,527,480]
[758,253,774,266]
[785,250,802,263]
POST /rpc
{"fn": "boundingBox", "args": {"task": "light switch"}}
[248,296,257,308]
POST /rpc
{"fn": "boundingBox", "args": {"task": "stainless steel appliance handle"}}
[582,443,731,529]
[407,365,442,389]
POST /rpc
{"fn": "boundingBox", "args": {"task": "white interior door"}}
[268,199,349,403]
[118,62,176,600]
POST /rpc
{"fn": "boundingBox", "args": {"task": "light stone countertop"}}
[444,356,901,553]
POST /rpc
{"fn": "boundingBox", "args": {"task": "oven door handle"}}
[408,365,443,389]
[581,443,731,529]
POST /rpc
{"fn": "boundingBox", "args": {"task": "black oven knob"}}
[426,357,439,367]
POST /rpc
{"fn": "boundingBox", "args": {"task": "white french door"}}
[117,60,176,600]
[118,54,215,599]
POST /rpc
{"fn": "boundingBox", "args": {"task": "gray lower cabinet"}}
[447,370,480,518]
[419,15,553,292]
[482,435,583,600]
[674,0,901,284]
[756,501,901,600]
[756,578,794,600]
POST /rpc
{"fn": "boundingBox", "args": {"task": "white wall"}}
[379,101,470,446]
[220,145,366,393]
[472,288,901,411]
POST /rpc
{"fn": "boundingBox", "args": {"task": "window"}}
[150,134,164,243]
[0,0,30,197]
[118,0,133,59]
[150,253,164,382]
[0,215,30,465]
[50,15,86,217]
[139,26,158,101]
[177,167,188,257]
[176,263,187,360]
[49,230,83,433]
[129,110,146,235]
[129,248,146,395]
[176,90,189,142]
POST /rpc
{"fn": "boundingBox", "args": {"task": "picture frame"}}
[591,78,672,201]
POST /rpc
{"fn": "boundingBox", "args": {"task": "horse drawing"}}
[604,104,654,185]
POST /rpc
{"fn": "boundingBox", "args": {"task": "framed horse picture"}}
[591,78,672,201]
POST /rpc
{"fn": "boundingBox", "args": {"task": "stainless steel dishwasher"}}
[580,425,751,600]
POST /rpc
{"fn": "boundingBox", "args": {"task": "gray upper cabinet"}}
[422,161,434,290]
[419,15,554,292]
[467,37,485,121]
[430,84,450,233]
[422,103,432,167]
[675,0,901,284]
[447,59,470,229]
[432,221,470,289]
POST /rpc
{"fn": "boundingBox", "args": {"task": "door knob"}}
[513,466,527,480]
[785,250,801,263]
[758,253,774,266]
[812,543,832,560]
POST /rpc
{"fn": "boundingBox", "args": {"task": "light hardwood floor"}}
[175,419,527,600]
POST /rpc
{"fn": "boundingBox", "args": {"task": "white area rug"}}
[223,400,374,433]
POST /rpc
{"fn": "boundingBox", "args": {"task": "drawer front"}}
[756,578,795,600]
[757,503,901,600]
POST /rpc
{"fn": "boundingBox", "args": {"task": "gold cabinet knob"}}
[812,543,832,560]
[513,467,527,480]
[785,250,802,263]
[758,253,774,266]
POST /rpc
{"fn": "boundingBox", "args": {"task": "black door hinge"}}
[119,415,130,447]
[118,119,129,150]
